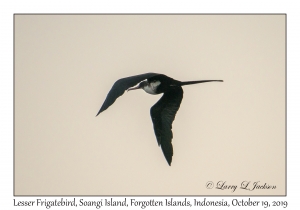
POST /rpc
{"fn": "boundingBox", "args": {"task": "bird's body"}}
[141,80,161,94]
[97,73,222,165]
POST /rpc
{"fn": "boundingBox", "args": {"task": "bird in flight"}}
[96,73,223,165]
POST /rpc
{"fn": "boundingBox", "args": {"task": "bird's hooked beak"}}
[127,85,142,92]
[127,81,147,92]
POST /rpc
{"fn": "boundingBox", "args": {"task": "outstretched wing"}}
[96,73,159,116]
[150,86,183,166]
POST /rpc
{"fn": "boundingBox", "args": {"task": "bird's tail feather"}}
[180,80,223,86]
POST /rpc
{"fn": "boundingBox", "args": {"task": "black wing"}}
[96,73,159,115]
[150,86,183,166]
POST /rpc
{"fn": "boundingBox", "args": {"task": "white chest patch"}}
[143,81,161,94]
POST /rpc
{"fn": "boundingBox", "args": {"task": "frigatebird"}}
[96,73,222,165]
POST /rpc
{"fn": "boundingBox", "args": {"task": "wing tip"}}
[165,154,172,166]
[95,108,105,117]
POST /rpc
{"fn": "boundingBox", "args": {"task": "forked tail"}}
[180,80,223,86]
